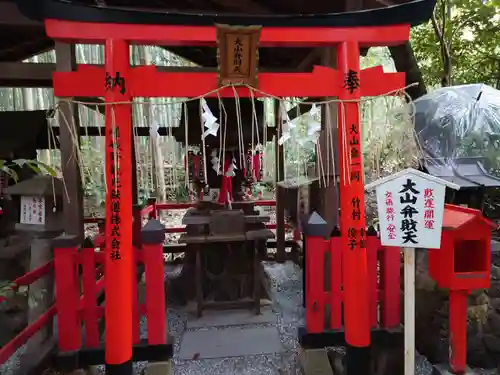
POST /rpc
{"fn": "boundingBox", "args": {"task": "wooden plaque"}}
[216,24,261,87]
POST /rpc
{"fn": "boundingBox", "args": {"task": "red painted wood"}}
[0,261,53,302]
[380,246,401,328]
[366,234,379,328]
[140,205,154,216]
[143,242,167,345]
[104,38,134,365]
[306,236,326,334]
[0,305,57,364]
[54,244,81,351]
[132,249,141,344]
[337,40,370,347]
[53,65,404,99]
[449,290,467,373]
[329,236,342,330]
[44,20,410,46]
[82,247,100,348]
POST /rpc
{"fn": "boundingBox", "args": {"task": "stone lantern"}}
[5,175,64,234]
[4,174,65,368]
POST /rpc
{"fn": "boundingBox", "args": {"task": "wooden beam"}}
[0,2,43,28]
[0,62,304,88]
[55,42,84,242]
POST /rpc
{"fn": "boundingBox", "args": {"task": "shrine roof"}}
[423,157,500,189]
[442,204,497,230]
[4,0,434,69]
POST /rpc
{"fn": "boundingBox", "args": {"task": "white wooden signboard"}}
[366,168,459,249]
[366,168,459,375]
[20,196,46,225]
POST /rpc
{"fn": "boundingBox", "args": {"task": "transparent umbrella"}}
[413,83,500,162]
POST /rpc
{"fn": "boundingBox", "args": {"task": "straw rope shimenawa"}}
[47,81,421,206]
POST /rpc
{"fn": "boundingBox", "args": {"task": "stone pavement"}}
[169,262,305,375]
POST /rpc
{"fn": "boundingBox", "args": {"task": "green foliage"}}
[411,0,500,88]
[0,159,58,182]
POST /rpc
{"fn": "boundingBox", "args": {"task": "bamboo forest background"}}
[0,45,407,216]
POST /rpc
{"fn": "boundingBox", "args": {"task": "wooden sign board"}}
[365,168,459,249]
[216,24,261,87]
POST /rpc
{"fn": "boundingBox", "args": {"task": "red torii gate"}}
[45,18,406,374]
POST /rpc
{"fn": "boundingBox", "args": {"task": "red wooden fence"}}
[53,224,167,353]
[0,261,56,364]
[305,228,400,334]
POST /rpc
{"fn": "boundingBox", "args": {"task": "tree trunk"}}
[389,42,427,100]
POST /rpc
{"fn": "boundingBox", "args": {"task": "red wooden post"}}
[365,227,379,328]
[81,246,100,348]
[380,246,401,328]
[53,235,81,352]
[141,220,167,345]
[329,228,342,330]
[131,248,141,344]
[303,212,330,334]
[336,40,370,347]
[104,38,134,371]
[449,290,468,373]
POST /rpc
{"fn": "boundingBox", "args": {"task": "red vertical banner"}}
[104,38,134,366]
[336,41,370,347]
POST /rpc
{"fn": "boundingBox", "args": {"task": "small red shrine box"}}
[428,204,497,291]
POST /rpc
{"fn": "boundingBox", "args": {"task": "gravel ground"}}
[1,261,498,375]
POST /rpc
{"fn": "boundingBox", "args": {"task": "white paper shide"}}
[20,196,45,225]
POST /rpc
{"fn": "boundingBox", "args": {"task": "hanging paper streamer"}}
[201,99,220,139]
[307,103,322,144]
[210,149,220,174]
[150,121,160,139]
[278,104,293,145]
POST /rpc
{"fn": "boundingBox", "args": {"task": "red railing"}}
[0,261,56,364]
[305,228,400,333]
[54,226,167,352]
[0,221,166,366]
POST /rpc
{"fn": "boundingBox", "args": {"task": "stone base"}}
[178,325,283,360]
[299,348,334,375]
[145,361,172,375]
[432,363,476,375]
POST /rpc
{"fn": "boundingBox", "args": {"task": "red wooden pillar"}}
[141,219,167,345]
[104,38,134,374]
[303,212,330,334]
[336,41,370,347]
[449,290,468,373]
[53,235,82,352]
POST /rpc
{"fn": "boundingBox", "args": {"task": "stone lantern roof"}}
[5,175,64,197]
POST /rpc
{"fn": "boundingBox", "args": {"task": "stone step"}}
[299,348,335,375]
[178,324,284,360]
